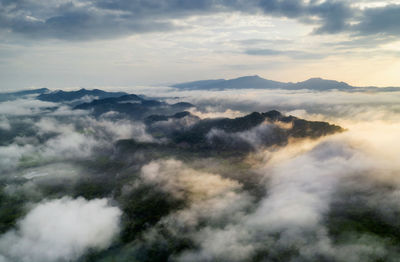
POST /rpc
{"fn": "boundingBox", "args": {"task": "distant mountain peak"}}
[0,88,50,102]
[172,75,362,91]
[295,77,351,90]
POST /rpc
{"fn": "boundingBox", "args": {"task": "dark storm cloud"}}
[0,0,399,41]
[307,0,354,33]
[0,0,245,40]
[0,0,352,40]
[92,0,355,36]
[256,0,353,33]
[0,0,178,40]
[354,4,400,36]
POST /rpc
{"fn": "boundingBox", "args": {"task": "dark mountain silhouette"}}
[143,110,344,151]
[292,78,351,90]
[172,75,287,90]
[0,88,49,102]
[37,88,127,102]
[172,75,399,92]
[74,94,195,119]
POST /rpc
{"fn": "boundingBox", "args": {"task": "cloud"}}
[255,0,354,34]
[139,159,242,202]
[0,0,176,40]
[0,113,154,174]
[354,4,400,36]
[34,117,100,159]
[134,159,256,261]
[0,116,11,130]
[248,139,362,231]
[0,197,121,262]
[0,98,57,115]
[0,143,35,172]
[172,131,400,261]
[206,122,286,150]
[87,116,155,142]
[177,226,255,262]
[244,48,327,59]
[33,116,154,159]
[0,0,193,40]
[47,106,88,116]
[124,113,400,262]
[2,87,400,261]
[145,113,200,140]
[0,0,383,41]
[151,87,400,122]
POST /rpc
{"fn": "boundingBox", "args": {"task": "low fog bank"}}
[119,86,400,123]
[0,88,399,261]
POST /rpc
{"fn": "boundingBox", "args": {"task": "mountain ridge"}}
[37,88,128,102]
[172,75,398,92]
[122,109,345,153]
[0,88,50,102]
[74,94,194,119]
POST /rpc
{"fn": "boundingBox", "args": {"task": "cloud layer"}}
[1,87,400,261]
[1,0,399,40]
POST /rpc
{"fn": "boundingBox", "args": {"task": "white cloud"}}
[140,159,241,202]
[0,143,35,172]
[0,116,11,130]
[94,118,155,142]
[206,122,281,150]
[188,108,244,119]
[0,197,121,262]
[48,106,88,116]
[0,99,57,116]
[173,126,400,261]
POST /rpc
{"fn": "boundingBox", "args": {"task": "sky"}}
[1,0,400,91]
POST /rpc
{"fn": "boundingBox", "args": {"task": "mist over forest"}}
[2,0,400,260]
[0,83,400,262]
